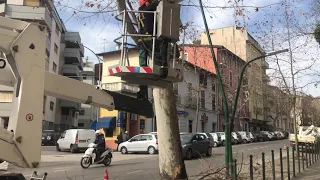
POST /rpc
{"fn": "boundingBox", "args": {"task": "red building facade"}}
[184,45,249,132]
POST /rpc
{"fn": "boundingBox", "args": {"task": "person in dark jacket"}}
[136,0,164,100]
[116,132,123,151]
[94,130,105,161]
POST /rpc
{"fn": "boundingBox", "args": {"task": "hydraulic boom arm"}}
[0,17,153,168]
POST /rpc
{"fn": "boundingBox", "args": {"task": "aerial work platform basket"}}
[108,1,183,88]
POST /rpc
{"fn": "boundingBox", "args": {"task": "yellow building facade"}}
[201,26,267,130]
[97,49,152,150]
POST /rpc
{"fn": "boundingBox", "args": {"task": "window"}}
[199,72,207,88]
[212,93,216,110]
[212,123,216,132]
[45,58,49,71]
[0,91,13,102]
[130,114,137,120]
[130,135,141,142]
[188,120,193,133]
[50,101,54,111]
[229,71,232,87]
[79,110,85,115]
[47,31,51,41]
[45,49,50,58]
[140,135,152,141]
[61,107,69,115]
[53,62,57,73]
[82,74,87,80]
[201,122,205,132]
[200,90,205,109]
[43,96,46,113]
[78,123,84,127]
[212,81,216,92]
[173,83,178,95]
[55,23,60,36]
[54,43,58,54]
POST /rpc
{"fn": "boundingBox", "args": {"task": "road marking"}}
[254,148,259,150]
[248,149,251,151]
[92,178,103,180]
[54,169,69,172]
[127,170,143,174]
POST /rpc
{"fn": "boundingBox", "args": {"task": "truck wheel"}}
[56,144,61,152]
[70,145,76,153]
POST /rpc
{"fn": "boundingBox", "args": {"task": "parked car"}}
[197,132,214,147]
[209,132,223,147]
[42,130,59,146]
[275,131,285,139]
[237,131,251,143]
[56,129,95,153]
[260,131,274,141]
[119,134,158,155]
[248,132,255,142]
[269,131,278,140]
[232,132,242,144]
[252,132,267,142]
[180,133,212,160]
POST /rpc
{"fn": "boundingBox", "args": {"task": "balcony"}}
[64,32,82,47]
[64,48,83,69]
[0,103,12,117]
[60,99,79,109]
[62,64,81,79]
[0,4,52,31]
[183,96,197,109]
[101,82,139,95]
[46,37,51,53]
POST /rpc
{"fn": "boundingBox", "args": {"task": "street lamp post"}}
[228,49,289,173]
[198,1,289,175]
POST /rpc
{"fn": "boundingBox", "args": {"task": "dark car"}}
[180,133,212,160]
[253,132,267,142]
[42,130,59,146]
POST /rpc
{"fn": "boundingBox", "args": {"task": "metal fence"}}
[232,141,320,180]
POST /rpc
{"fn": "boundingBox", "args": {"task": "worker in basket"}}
[136,0,169,100]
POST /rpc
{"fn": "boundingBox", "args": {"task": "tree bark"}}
[153,85,188,179]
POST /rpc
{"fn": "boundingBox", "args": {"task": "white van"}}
[56,129,96,153]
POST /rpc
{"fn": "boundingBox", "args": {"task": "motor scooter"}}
[80,143,113,169]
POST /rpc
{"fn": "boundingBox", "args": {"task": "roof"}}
[97,47,138,56]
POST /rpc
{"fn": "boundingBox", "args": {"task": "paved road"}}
[7,139,290,180]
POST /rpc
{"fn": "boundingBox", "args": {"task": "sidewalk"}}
[293,161,320,180]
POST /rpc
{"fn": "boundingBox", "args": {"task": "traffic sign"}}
[26,113,34,121]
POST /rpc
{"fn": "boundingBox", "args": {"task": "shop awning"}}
[90,116,116,130]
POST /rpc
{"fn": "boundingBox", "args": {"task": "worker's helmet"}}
[140,0,152,6]
[95,130,101,135]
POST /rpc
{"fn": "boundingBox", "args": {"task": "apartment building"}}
[183,45,249,132]
[0,0,84,132]
[201,26,268,131]
[78,60,98,129]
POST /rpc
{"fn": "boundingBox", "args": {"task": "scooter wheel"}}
[103,156,112,166]
[80,157,91,169]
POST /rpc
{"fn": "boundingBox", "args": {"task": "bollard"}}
[306,143,309,168]
[309,143,311,166]
[292,146,295,177]
[250,155,253,180]
[262,152,266,180]
[302,143,305,171]
[287,147,290,180]
[233,159,237,180]
[280,148,284,180]
[271,150,276,180]
[312,142,314,164]
[297,143,300,173]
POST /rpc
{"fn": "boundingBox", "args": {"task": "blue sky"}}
[56,0,319,97]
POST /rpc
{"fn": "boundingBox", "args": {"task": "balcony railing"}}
[0,4,52,31]
[101,82,139,94]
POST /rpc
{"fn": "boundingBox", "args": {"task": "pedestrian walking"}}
[116,132,123,151]
[123,131,129,142]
